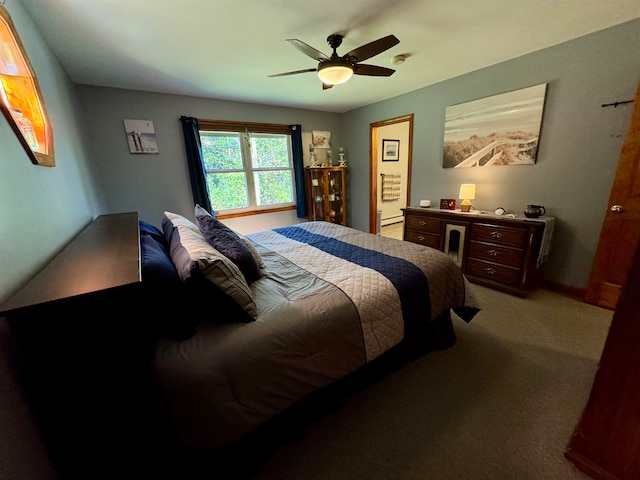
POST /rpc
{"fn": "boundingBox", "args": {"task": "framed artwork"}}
[442,83,547,168]
[382,139,400,161]
[312,130,331,149]
[123,119,159,154]
[0,5,55,166]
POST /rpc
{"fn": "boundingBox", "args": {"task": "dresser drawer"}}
[402,207,547,297]
[406,215,441,234]
[471,224,527,248]
[405,229,440,249]
[468,241,524,268]
[466,258,521,286]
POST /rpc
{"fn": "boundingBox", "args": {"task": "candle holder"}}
[309,146,319,167]
[338,147,347,167]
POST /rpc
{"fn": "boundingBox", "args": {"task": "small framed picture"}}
[312,130,331,149]
[382,139,400,161]
[440,198,456,210]
[123,119,159,154]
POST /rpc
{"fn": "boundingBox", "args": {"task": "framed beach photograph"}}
[123,119,159,154]
[442,83,547,168]
[382,139,400,161]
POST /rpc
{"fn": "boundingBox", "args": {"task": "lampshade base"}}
[460,204,472,212]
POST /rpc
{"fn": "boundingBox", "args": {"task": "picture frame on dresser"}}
[440,199,456,210]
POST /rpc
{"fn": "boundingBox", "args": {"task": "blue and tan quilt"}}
[154,222,479,449]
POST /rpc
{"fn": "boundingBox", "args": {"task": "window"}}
[199,120,295,216]
[0,5,54,166]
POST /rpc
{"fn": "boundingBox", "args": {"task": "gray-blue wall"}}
[0,0,104,305]
[74,87,343,229]
[1,5,639,304]
[342,19,640,289]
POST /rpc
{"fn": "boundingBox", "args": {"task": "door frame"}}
[369,114,414,233]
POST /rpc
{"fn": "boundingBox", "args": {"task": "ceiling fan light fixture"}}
[317,63,353,85]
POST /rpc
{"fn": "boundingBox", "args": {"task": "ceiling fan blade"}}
[286,39,331,61]
[354,64,396,77]
[269,68,317,78]
[344,34,399,62]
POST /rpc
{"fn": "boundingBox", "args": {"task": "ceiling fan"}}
[269,33,399,89]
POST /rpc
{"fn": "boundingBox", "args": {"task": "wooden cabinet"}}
[306,166,347,225]
[403,207,548,296]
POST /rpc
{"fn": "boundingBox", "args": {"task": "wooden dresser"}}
[403,207,549,296]
[0,212,176,478]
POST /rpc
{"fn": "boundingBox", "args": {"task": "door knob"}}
[610,204,623,213]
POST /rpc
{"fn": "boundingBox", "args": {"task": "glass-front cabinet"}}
[306,166,347,225]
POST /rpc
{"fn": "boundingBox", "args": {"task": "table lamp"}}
[459,184,476,212]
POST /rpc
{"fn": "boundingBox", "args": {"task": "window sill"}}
[216,205,296,220]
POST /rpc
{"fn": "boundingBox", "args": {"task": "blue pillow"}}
[140,234,197,339]
[140,234,180,286]
[139,220,167,247]
[194,206,261,283]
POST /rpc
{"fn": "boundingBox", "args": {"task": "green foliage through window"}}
[199,129,295,213]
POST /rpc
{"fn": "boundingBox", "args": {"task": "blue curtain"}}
[290,124,307,218]
[179,116,212,213]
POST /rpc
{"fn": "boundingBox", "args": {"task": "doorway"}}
[369,114,414,236]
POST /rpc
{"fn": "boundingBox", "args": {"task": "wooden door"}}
[585,80,640,309]
[565,241,640,479]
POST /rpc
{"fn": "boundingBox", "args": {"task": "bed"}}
[143,207,480,452]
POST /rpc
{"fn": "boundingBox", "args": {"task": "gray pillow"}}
[163,211,257,321]
[194,205,261,283]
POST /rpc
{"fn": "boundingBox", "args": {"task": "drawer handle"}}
[488,249,500,257]
[419,220,426,226]
[490,231,503,239]
[484,267,498,275]
[417,235,425,241]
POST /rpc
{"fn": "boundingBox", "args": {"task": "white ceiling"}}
[19,0,640,113]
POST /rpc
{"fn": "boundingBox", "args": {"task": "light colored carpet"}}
[251,285,613,480]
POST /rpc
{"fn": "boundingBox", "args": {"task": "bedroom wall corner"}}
[0,0,106,305]
[74,85,342,232]
[341,18,640,291]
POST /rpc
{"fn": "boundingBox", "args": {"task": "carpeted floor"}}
[246,285,613,480]
[0,285,614,479]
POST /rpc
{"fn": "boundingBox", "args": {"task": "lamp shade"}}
[317,63,353,85]
[459,184,476,200]
[458,184,476,212]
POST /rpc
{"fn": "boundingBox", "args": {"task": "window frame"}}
[0,4,54,166]
[198,119,296,218]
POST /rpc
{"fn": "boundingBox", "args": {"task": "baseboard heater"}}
[381,214,404,227]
